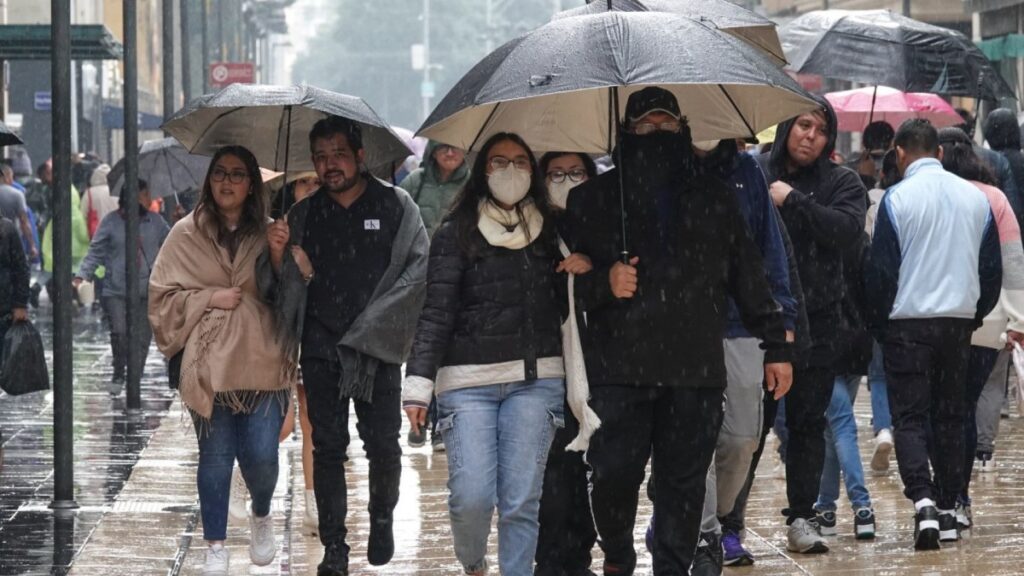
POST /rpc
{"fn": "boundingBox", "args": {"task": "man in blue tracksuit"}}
[865,119,1001,551]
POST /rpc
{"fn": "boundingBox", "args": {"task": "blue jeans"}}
[816,375,871,511]
[436,378,565,576]
[193,393,286,541]
[868,341,892,434]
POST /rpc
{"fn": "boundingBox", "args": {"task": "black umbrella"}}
[780,10,1014,101]
[419,11,816,154]
[553,0,786,65]
[162,84,412,181]
[108,138,210,199]
[0,121,23,147]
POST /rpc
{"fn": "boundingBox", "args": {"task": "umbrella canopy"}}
[162,84,412,179]
[391,125,428,160]
[108,137,210,198]
[780,10,1014,101]
[825,85,962,132]
[553,0,786,65]
[0,121,23,147]
[419,11,818,153]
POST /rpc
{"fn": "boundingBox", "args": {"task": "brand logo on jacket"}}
[365,219,381,230]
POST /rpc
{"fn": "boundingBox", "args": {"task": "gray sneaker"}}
[787,518,829,554]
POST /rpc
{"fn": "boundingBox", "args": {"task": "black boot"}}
[318,541,349,576]
[367,510,395,566]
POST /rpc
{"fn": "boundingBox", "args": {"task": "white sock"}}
[210,543,224,551]
[938,508,955,516]
[915,498,936,512]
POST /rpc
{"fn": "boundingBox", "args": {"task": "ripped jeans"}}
[436,378,565,576]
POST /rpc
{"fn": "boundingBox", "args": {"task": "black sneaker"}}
[690,532,723,576]
[407,426,426,448]
[367,510,395,566]
[812,509,837,536]
[318,542,349,576]
[432,433,445,452]
[913,506,940,551]
[939,510,959,542]
[854,507,876,540]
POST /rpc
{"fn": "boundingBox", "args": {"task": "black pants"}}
[587,386,723,576]
[883,318,974,510]
[721,385,779,534]
[963,345,1000,501]
[536,399,597,576]
[300,357,402,554]
[783,364,834,521]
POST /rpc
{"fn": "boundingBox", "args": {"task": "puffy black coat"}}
[0,218,29,316]
[405,218,565,381]
[984,108,1024,233]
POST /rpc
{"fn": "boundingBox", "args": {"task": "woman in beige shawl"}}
[149,145,304,575]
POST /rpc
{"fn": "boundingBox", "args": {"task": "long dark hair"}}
[196,145,268,257]
[937,128,997,186]
[448,133,553,258]
[538,151,598,181]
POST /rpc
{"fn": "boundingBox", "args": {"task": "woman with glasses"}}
[534,151,599,576]
[402,133,567,576]
[149,146,304,575]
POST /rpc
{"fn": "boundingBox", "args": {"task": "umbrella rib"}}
[716,85,756,138]
[468,103,502,152]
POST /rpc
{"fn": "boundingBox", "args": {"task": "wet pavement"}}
[4,298,1024,575]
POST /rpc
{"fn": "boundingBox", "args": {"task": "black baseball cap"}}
[625,87,681,123]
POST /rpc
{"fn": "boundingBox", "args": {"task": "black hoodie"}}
[756,97,867,323]
[566,129,791,389]
[984,108,1024,233]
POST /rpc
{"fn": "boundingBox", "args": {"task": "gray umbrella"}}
[552,0,786,65]
[419,11,817,153]
[162,84,412,179]
[0,120,23,148]
[108,138,210,198]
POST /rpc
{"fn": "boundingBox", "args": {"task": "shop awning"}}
[977,33,1024,62]
[0,24,123,60]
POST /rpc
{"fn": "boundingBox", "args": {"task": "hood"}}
[768,94,838,177]
[90,163,111,188]
[983,108,1021,151]
[421,140,469,184]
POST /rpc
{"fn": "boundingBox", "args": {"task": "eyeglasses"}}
[489,156,531,171]
[211,167,249,184]
[547,169,587,184]
[436,145,460,155]
[632,120,682,136]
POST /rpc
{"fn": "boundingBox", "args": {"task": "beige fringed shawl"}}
[148,211,293,420]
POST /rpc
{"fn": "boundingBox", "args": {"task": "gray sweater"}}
[78,209,170,299]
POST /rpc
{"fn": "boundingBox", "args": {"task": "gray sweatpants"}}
[701,338,765,535]
[976,349,1010,453]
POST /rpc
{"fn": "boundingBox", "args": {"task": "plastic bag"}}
[1011,342,1024,416]
[77,280,95,307]
[0,321,50,396]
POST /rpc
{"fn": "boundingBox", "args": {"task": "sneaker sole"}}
[871,441,892,472]
[787,541,829,554]
[915,527,940,551]
[723,555,755,567]
[855,527,876,540]
[939,529,959,542]
[250,548,276,567]
[817,525,838,537]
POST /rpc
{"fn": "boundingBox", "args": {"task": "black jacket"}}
[984,108,1024,233]
[405,218,565,382]
[566,157,791,390]
[756,96,867,319]
[0,218,29,316]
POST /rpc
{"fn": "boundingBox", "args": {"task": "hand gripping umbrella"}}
[162,84,412,210]
[108,137,210,200]
[553,0,787,65]
[779,10,1014,102]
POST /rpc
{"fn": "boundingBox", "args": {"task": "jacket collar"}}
[904,157,943,180]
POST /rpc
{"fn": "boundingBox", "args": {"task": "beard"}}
[322,169,361,194]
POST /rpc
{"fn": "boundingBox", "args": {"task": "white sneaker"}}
[229,466,248,521]
[787,518,829,554]
[303,490,319,536]
[871,429,893,474]
[202,543,229,575]
[249,513,276,566]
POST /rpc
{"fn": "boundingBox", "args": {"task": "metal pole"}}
[50,0,77,511]
[201,0,209,92]
[422,0,431,122]
[903,0,910,17]
[180,0,191,102]
[163,0,175,124]
[124,0,142,414]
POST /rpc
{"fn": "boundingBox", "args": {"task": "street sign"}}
[421,81,435,99]
[209,62,255,90]
[34,91,51,111]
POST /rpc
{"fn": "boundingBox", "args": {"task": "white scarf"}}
[477,200,544,249]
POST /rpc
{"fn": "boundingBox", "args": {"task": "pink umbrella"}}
[824,86,962,132]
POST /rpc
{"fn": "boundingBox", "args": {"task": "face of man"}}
[42,163,53,185]
[311,133,365,194]
[629,111,681,136]
[786,112,830,168]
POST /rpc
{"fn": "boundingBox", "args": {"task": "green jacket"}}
[398,140,470,236]
[42,185,95,275]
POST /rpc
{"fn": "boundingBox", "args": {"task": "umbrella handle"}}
[611,86,629,263]
[868,85,877,125]
[280,105,293,217]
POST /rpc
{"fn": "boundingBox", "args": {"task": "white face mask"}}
[488,166,532,206]
[548,179,581,210]
[693,139,721,152]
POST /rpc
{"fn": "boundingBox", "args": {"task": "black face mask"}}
[618,128,694,184]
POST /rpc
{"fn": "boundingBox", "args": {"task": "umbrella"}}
[552,0,786,65]
[0,121,22,147]
[825,85,962,132]
[419,11,818,154]
[391,126,428,160]
[779,10,1014,101]
[162,84,412,181]
[108,138,210,199]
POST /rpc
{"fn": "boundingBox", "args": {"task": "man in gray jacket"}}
[75,180,170,388]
